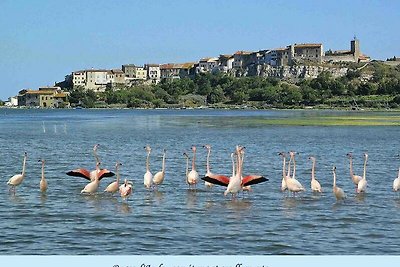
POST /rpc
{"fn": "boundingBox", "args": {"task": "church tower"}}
[351,36,360,62]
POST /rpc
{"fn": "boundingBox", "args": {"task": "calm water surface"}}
[0,108,399,255]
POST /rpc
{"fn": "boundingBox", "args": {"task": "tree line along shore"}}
[2,61,400,110]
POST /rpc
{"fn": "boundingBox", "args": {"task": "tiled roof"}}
[234,51,252,55]
[26,90,54,95]
[294,43,322,48]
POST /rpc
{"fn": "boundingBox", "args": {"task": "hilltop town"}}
[3,38,400,109]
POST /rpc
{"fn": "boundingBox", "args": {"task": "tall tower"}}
[351,36,360,62]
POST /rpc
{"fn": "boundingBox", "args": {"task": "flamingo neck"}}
[333,170,337,187]
[161,152,166,173]
[282,156,286,180]
[236,150,243,179]
[41,162,45,181]
[146,151,150,172]
[206,149,211,174]
[311,160,315,180]
[93,148,100,164]
[192,150,196,171]
[22,156,27,176]
[398,167,400,179]
[116,166,120,184]
[292,155,296,180]
[286,156,292,178]
[231,154,235,177]
[363,156,367,180]
[185,157,189,177]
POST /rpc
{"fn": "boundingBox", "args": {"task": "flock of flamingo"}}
[6,144,400,202]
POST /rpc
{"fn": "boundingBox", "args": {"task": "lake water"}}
[0,108,399,255]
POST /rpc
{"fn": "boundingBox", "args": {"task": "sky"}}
[0,0,399,100]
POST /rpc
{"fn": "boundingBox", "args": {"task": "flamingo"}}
[66,144,114,181]
[202,146,267,188]
[309,156,322,193]
[143,145,153,189]
[39,159,48,193]
[202,144,229,188]
[281,152,290,192]
[119,179,133,200]
[357,153,368,194]
[279,152,289,192]
[81,162,102,194]
[347,152,362,192]
[187,146,199,188]
[104,162,122,194]
[153,149,166,188]
[183,152,191,187]
[285,151,305,196]
[7,152,27,194]
[393,167,400,192]
[332,166,346,200]
[224,146,243,198]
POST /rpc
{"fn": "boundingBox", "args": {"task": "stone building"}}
[324,37,369,63]
[144,64,161,84]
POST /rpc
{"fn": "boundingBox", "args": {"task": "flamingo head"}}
[191,146,196,152]
[346,152,353,158]
[38,159,45,164]
[115,161,122,168]
[289,151,296,158]
[364,153,368,160]
[144,145,151,153]
[183,152,189,159]
[203,144,211,150]
[308,156,316,162]
[24,152,28,157]
[332,166,336,172]
[93,144,100,151]
[278,151,286,158]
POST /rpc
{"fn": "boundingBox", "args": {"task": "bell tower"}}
[351,36,360,62]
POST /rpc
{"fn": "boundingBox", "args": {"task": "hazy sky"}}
[1,0,399,100]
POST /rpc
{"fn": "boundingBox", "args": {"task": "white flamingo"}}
[333,166,346,201]
[203,144,215,188]
[285,151,305,196]
[357,153,368,194]
[39,159,48,193]
[224,146,243,198]
[104,162,122,194]
[347,152,362,192]
[183,152,190,187]
[393,167,400,192]
[153,149,166,188]
[81,162,101,194]
[119,179,133,200]
[67,144,114,181]
[143,145,153,189]
[309,156,322,193]
[279,152,290,192]
[7,152,27,194]
[187,146,199,188]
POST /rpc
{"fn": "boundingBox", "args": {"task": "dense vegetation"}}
[67,62,400,109]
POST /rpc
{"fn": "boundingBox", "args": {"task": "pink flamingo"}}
[202,144,229,188]
[67,144,114,181]
[119,179,133,200]
[347,152,362,192]
[7,152,27,194]
[187,146,199,188]
[104,162,122,194]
